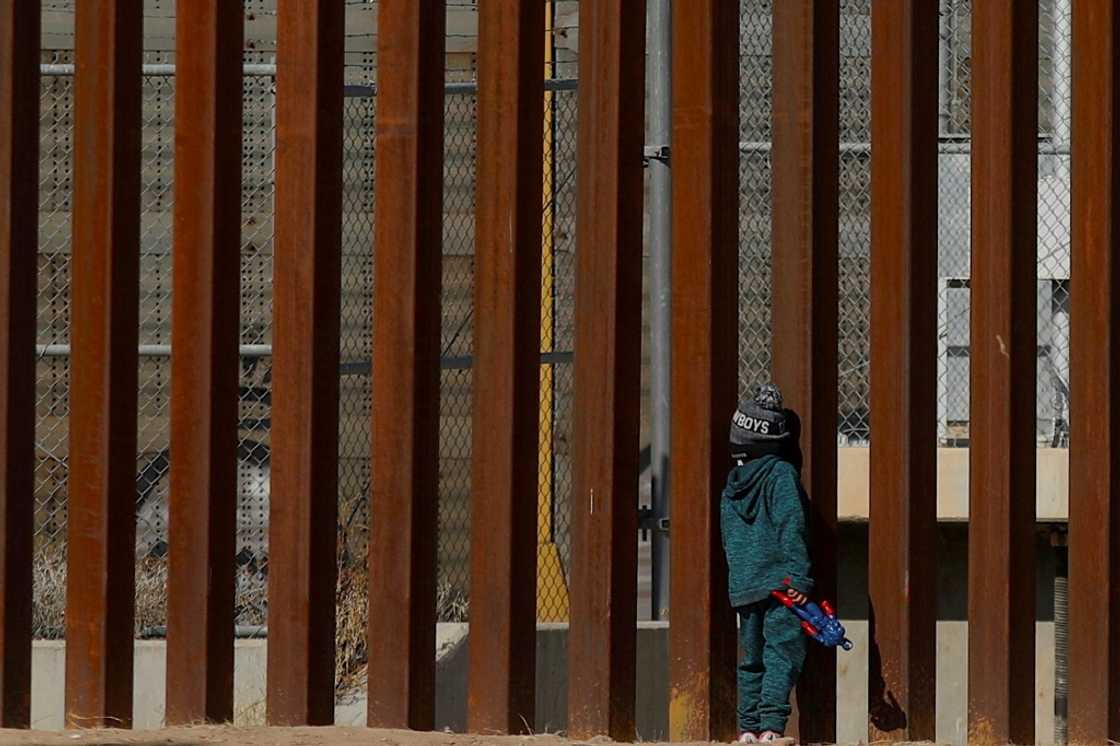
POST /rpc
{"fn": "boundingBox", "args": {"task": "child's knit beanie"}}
[729,383,791,460]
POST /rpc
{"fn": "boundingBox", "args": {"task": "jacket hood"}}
[721,454,784,521]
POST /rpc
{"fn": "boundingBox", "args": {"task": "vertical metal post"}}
[968,4,1038,745]
[867,1,939,742]
[647,0,672,625]
[266,0,344,726]
[65,1,142,728]
[537,0,563,625]
[468,0,545,734]
[568,0,646,738]
[770,2,839,742]
[668,0,739,740]
[1069,2,1120,741]
[166,0,243,725]
[0,0,38,729]
[366,0,446,731]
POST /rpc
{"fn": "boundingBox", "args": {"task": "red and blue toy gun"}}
[770,590,854,651]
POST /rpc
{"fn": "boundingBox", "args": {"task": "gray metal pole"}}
[647,0,672,621]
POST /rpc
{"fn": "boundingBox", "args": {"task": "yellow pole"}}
[536,0,569,622]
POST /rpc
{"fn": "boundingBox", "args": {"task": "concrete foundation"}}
[30,621,1056,745]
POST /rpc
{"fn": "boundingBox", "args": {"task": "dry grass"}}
[334,551,470,699]
[335,560,368,697]
[31,547,67,638]
[135,555,169,633]
[33,549,171,637]
[32,545,469,700]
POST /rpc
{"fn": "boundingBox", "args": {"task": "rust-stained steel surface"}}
[64,1,143,729]
[0,0,39,729]
[467,0,546,734]
[166,0,244,725]
[367,0,446,731]
[567,0,645,739]
[668,0,739,740]
[1069,2,1120,742]
[968,4,1038,745]
[769,2,839,742]
[267,0,344,727]
[867,1,938,741]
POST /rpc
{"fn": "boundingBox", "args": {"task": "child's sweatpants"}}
[737,597,807,734]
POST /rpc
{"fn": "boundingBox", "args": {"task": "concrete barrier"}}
[29,621,1056,745]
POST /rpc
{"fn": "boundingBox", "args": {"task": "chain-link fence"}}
[738,0,874,441]
[739,1,774,398]
[31,6,581,680]
[738,0,1073,448]
[1038,0,1072,448]
[936,0,1072,447]
[939,0,973,446]
[837,0,873,444]
[34,50,285,639]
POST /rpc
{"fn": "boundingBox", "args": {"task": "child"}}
[721,383,814,744]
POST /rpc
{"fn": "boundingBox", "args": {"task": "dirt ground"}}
[0,727,745,746]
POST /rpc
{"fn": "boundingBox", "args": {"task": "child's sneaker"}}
[758,732,795,745]
[736,733,759,743]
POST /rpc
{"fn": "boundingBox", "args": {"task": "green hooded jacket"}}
[720,454,814,607]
